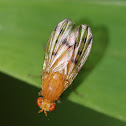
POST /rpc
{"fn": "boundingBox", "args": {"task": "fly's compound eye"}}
[36,97,42,107]
[49,103,56,111]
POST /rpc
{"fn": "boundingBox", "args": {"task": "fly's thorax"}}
[42,72,65,102]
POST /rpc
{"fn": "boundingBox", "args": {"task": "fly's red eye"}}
[36,97,42,107]
[49,103,56,111]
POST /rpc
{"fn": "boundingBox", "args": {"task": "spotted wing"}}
[65,25,93,88]
[42,19,93,90]
[42,18,75,74]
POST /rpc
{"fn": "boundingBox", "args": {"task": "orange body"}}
[42,72,64,102]
[37,72,65,116]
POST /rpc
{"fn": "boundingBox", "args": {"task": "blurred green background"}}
[0,0,126,125]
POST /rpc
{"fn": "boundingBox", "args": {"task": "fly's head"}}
[36,97,56,116]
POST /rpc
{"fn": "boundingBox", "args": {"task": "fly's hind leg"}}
[74,90,83,98]
[64,78,83,98]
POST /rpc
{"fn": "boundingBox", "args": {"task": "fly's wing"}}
[42,18,75,74]
[64,25,93,89]
[49,31,78,73]
[42,18,93,90]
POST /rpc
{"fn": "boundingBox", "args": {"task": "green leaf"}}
[0,0,126,122]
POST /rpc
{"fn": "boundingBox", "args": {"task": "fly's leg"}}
[38,109,43,113]
[44,111,47,116]
[28,74,42,78]
[64,78,83,98]
[38,91,42,96]
[74,90,83,98]
[57,98,61,103]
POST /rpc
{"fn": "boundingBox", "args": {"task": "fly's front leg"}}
[38,109,43,113]
[44,111,47,116]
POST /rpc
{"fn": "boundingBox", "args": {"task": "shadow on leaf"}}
[63,18,109,98]
[0,72,126,126]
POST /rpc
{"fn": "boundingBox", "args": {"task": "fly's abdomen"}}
[42,72,64,102]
